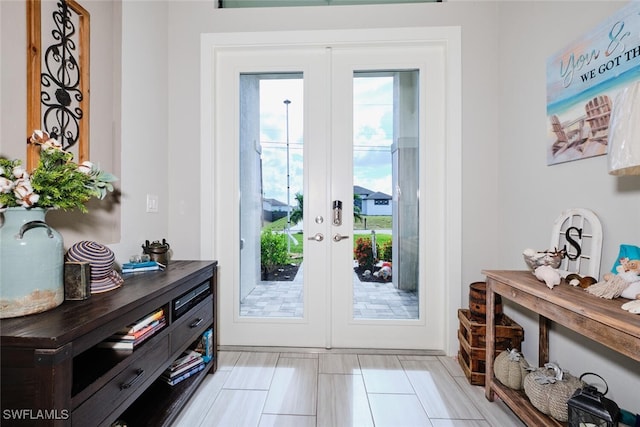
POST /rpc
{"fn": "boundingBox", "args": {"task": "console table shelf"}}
[482,270,640,426]
[1,260,217,427]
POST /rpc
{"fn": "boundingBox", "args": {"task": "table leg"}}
[539,315,550,366]
[485,278,496,401]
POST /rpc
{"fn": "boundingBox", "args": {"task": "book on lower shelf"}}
[161,350,206,386]
[166,350,202,376]
[161,363,205,386]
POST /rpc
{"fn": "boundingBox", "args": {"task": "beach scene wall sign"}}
[546,2,640,165]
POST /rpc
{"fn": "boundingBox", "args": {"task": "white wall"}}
[0,1,27,161]
[108,0,170,260]
[497,1,640,413]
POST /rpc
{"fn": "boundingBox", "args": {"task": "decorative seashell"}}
[523,248,564,271]
[566,273,581,282]
[534,265,561,289]
[565,274,596,288]
[579,276,597,288]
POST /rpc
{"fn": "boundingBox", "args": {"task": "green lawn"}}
[263,217,292,233]
[354,215,391,230]
[265,215,391,231]
[262,216,392,263]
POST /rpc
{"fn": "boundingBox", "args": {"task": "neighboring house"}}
[353,186,392,216]
[353,185,373,199]
[262,198,291,222]
[353,185,372,213]
[362,191,392,216]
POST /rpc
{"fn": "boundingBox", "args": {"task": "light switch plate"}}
[146,194,159,213]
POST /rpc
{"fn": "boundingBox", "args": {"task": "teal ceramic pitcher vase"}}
[0,207,64,318]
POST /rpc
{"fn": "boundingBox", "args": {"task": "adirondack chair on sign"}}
[584,95,612,142]
[550,115,582,155]
[550,208,603,279]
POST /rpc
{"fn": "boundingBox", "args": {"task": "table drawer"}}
[72,336,169,426]
[170,297,213,355]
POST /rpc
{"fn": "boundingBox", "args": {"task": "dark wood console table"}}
[1,260,217,426]
[483,270,640,427]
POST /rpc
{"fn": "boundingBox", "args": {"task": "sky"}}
[259,76,393,205]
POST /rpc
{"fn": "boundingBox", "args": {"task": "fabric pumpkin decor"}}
[523,363,585,422]
[493,348,530,390]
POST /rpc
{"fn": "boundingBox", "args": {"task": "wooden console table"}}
[483,270,640,427]
[1,260,217,427]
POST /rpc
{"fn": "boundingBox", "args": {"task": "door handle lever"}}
[333,233,349,242]
[308,233,324,242]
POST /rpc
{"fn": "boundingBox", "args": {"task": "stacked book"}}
[121,261,164,274]
[98,308,166,350]
[161,350,205,386]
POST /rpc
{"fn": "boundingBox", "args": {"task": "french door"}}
[204,29,458,351]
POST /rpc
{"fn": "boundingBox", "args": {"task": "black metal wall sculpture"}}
[41,0,82,150]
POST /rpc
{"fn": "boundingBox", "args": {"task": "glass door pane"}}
[239,74,304,318]
[352,71,419,320]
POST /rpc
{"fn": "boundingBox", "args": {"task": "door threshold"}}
[219,345,445,356]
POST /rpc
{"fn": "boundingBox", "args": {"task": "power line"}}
[261,141,391,149]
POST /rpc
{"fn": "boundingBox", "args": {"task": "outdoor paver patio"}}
[240,263,418,319]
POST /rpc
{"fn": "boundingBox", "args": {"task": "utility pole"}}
[284,99,291,253]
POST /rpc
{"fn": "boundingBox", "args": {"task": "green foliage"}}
[262,216,288,233]
[30,149,93,212]
[353,193,363,223]
[289,192,303,225]
[354,236,379,270]
[0,158,21,209]
[381,240,393,261]
[0,143,117,212]
[261,231,290,273]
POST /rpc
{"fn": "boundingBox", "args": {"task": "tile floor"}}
[171,349,526,427]
[240,263,419,320]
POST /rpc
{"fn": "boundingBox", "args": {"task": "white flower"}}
[12,166,28,180]
[78,161,94,174]
[30,130,49,143]
[14,180,40,207]
[18,193,40,207]
[41,138,62,152]
[0,177,14,193]
[30,130,62,152]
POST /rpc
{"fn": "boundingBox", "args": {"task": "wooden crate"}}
[457,308,524,385]
[458,345,486,386]
[458,308,524,348]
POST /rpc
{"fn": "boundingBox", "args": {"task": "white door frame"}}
[200,27,462,354]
